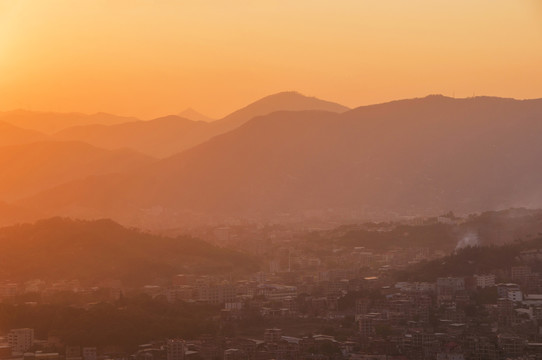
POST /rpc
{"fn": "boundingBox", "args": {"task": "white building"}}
[508,289,523,302]
[498,283,520,299]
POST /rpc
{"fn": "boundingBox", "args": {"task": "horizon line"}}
[2,92,542,121]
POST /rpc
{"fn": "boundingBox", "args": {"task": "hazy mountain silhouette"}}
[0,110,138,133]
[176,91,350,156]
[0,121,47,146]
[213,91,349,129]
[178,108,215,122]
[0,141,154,201]
[55,92,350,157]
[20,95,542,226]
[54,116,208,158]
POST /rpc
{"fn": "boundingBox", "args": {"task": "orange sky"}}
[0,0,541,119]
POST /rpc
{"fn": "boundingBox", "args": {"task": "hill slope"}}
[0,218,257,284]
[20,95,542,226]
[54,116,207,158]
[0,141,154,201]
[0,122,47,147]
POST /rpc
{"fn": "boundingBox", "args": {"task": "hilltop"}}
[0,218,258,285]
[54,91,349,157]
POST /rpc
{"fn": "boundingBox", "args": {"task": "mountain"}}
[0,217,257,285]
[55,92,350,157]
[0,110,138,133]
[213,91,349,130]
[0,141,154,201]
[54,116,208,158]
[178,108,215,122]
[184,91,350,150]
[0,121,47,147]
[21,95,542,226]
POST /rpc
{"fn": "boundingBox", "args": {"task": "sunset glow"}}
[0,0,541,118]
[5,1,542,354]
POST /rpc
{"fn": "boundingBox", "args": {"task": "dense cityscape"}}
[3,211,542,360]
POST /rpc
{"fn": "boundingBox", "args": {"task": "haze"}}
[1,0,541,119]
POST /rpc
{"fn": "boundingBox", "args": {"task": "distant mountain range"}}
[53,116,208,158]
[0,92,348,158]
[53,91,350,157]
[211,91,349,130]
[0,110,138,134]
[13,94,542,227]
[0,121,47,147]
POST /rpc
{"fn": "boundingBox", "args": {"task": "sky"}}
[0,0,541,119]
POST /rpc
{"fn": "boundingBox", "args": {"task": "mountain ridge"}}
[0,141,154,202]
[0,121,47,147]
[53,91,349,157]
[15,94,542,227]
[178,108,215,122]
[0,110,139,133]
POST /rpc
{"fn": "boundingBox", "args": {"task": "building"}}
[359,316,376,338]
[437,352,465,360]
[7,328,34,354]
[82,347,97,360]
[0,283,18,299]
[257,284,297,301]
[29,351,60,360]
[65,346,82,360]
[474,274,495,288]
[264,329,282,344]
[498,335,526,358]
[497,283,520,299]
[166,339,185,360]
[355,298,370,315]
[165,286,195,303]
[511,266,531,281]
[197,282,236,304]
[507,289,523,302]
[223,349,245,360]
[437,278,465,292]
